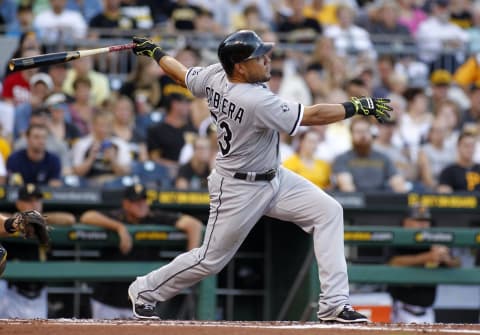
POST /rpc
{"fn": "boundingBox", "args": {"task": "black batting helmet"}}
[218,30,274,76]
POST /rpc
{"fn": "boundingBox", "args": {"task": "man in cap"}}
[80,183,203,319]
[387,204,460,323]
[0,183,75,318]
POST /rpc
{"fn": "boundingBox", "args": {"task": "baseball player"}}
[128,30,392,322]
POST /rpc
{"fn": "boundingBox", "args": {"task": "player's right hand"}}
[350,97,392,123]
[132,37,164,62]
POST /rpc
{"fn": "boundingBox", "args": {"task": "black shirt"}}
[168,3,201,30]
[277,17,322,43]
[147,121,196,162]
[89,13,137,37]
[91,208,182,307]
[176,161,210,190]
[387,246,436,307]
[438,163,480,192]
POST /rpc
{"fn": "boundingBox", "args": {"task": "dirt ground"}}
[1,320,480,335]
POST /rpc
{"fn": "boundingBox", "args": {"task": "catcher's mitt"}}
[6,210,50,246]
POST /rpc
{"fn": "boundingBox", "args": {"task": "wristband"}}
[4,218,16,234]
[153,47,167,63]
[342,101,356,119]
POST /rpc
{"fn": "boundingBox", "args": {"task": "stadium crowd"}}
[0,0,479,194]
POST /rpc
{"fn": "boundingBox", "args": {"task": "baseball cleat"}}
[128,284,160,319]
[319,304,369,323]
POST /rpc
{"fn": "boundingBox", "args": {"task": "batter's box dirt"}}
[1,320,480,335]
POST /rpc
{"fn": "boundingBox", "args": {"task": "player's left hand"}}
[132,37,165,63]
[350,97,392,123]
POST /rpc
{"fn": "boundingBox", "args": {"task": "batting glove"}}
[132,37,166,63]
[344,97,393,123]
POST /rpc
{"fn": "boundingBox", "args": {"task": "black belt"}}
[233,169,276,182]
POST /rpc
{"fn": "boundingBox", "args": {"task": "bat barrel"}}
[8,51,80,72]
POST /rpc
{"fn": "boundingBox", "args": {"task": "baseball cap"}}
[18,183,43,201]
[123,184,147,201]
[44,93,67,108]
[29,72,53,90]
[430,69,452,86]
[407,204,432,221]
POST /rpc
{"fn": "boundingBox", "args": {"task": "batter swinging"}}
[128,30,392,322]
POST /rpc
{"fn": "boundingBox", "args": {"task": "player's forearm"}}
[301,104,346,126]
[158,56,188,88]
[80,210,124,232]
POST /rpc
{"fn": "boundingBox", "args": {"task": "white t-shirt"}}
[33,9,87,43]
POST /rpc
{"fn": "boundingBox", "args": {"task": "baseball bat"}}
[8,42,136,72]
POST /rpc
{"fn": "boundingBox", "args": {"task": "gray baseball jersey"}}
[185,63,303,176]
[129,63,351,320]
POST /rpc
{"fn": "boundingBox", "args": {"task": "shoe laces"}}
[343,304,355,312]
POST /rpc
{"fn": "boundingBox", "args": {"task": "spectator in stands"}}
[333,116,408,193]
[436,100,462,149]
[267,49,312,105]
[175,136,211,190]
[437,131,480,192]
[2,48,39,106]
[416,0,468,72]
[14,108,72,175]
[276,0,322,44]
[324,4,375,60]
[387,204,460,323]
[79,183,203,319]
[7,124,62,186]
[4,31,42,77]
[0,94,15,140]
[303,0,339,26]
[166,0,202,31]
[6,3,36,37]
[62,56,111,107]
[397,0,427,36]
[45,93,81,147]
[111,95,148,162]
[14,72,54,140]
[373,114,417,190]
[304,36,338,100]
[71,110,131,186]
[283,129,331,189]
[365,0,412,52]
[417,117,456,191]
[67,76,97,136]
[462,82,480,126]
[210,0,273,33]
[372,54,396,98]
[147,93,197,174]
[88,0,137,38]
[0,0,17,27]
[449,0,473,29]
[159,47,198,108]
[119,56,161,116]
[232,4,269,32]
[0,127,10,167]
[66,0,102,23]
[119,0,154,29]
[0,183,75,318]
[47,63,70,98]
[397,87,433,163]
[428,69,467,116]
[33,0,87,44]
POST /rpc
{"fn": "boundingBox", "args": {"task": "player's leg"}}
[265,167,367,322]
[129,171,274,318]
